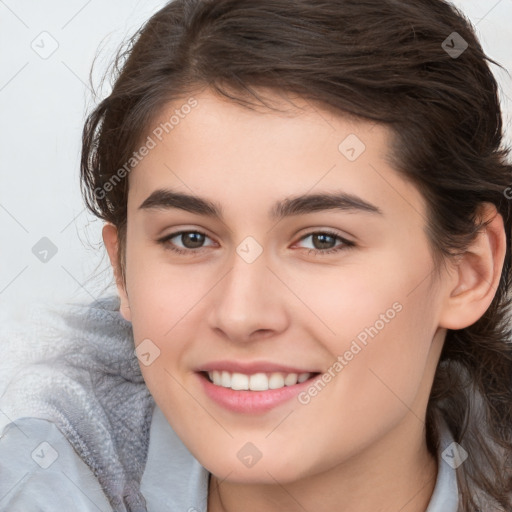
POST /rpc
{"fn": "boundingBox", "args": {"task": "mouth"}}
[196,367,321,413]
[202,370,318,391]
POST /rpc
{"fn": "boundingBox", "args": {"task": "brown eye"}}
[157,230,215,254]
[311,233,337,250]
[296,231,355,256]
[177,232,206,249]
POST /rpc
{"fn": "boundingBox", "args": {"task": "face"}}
[107,87,452,483]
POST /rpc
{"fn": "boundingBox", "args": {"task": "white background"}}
[0,0,511,311]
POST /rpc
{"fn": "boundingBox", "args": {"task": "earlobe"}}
[438,203,506,331]
[102,223,131,322]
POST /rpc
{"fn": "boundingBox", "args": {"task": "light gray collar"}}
[425,414,459,512]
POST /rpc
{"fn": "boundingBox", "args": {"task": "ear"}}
[438,203,506,330]
[102,223,131,322]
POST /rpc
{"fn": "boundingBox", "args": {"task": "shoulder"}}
[0,417,113,512]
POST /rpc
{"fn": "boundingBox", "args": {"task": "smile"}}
[197,366,321,413]
[206,370,313,391]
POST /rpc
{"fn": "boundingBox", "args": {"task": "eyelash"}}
[156,229,356,256]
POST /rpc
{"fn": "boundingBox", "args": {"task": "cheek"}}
[125,245,216,338]
[302,247,438,409]
[283,280,439,473]
[290,248,432,345]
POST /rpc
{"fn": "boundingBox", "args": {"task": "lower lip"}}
[197,372,318,413]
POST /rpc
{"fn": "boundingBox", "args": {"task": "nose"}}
[207,245,290,343]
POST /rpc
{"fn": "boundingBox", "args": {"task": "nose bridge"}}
[207,241,287,341]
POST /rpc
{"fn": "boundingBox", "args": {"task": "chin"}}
[203,455,313,485]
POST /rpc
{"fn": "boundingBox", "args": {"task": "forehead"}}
[127,87,427,225]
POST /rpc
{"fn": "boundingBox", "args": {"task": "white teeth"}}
[284,373,298,386]
[221,371,231,388]
[249,373,268,391]
[268,373,285,389]
[231,373,249,390]
[206,371,312,391]
[298,372,310,383]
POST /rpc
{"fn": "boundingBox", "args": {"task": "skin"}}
[102,86,506,512]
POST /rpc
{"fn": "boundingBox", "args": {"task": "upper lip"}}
[196,360,319,374]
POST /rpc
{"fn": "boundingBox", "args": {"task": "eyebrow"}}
[138,188,383,220]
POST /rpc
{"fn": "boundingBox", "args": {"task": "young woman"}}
[1,1,511,511]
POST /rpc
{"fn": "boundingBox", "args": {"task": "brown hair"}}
[80,1,512,509]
